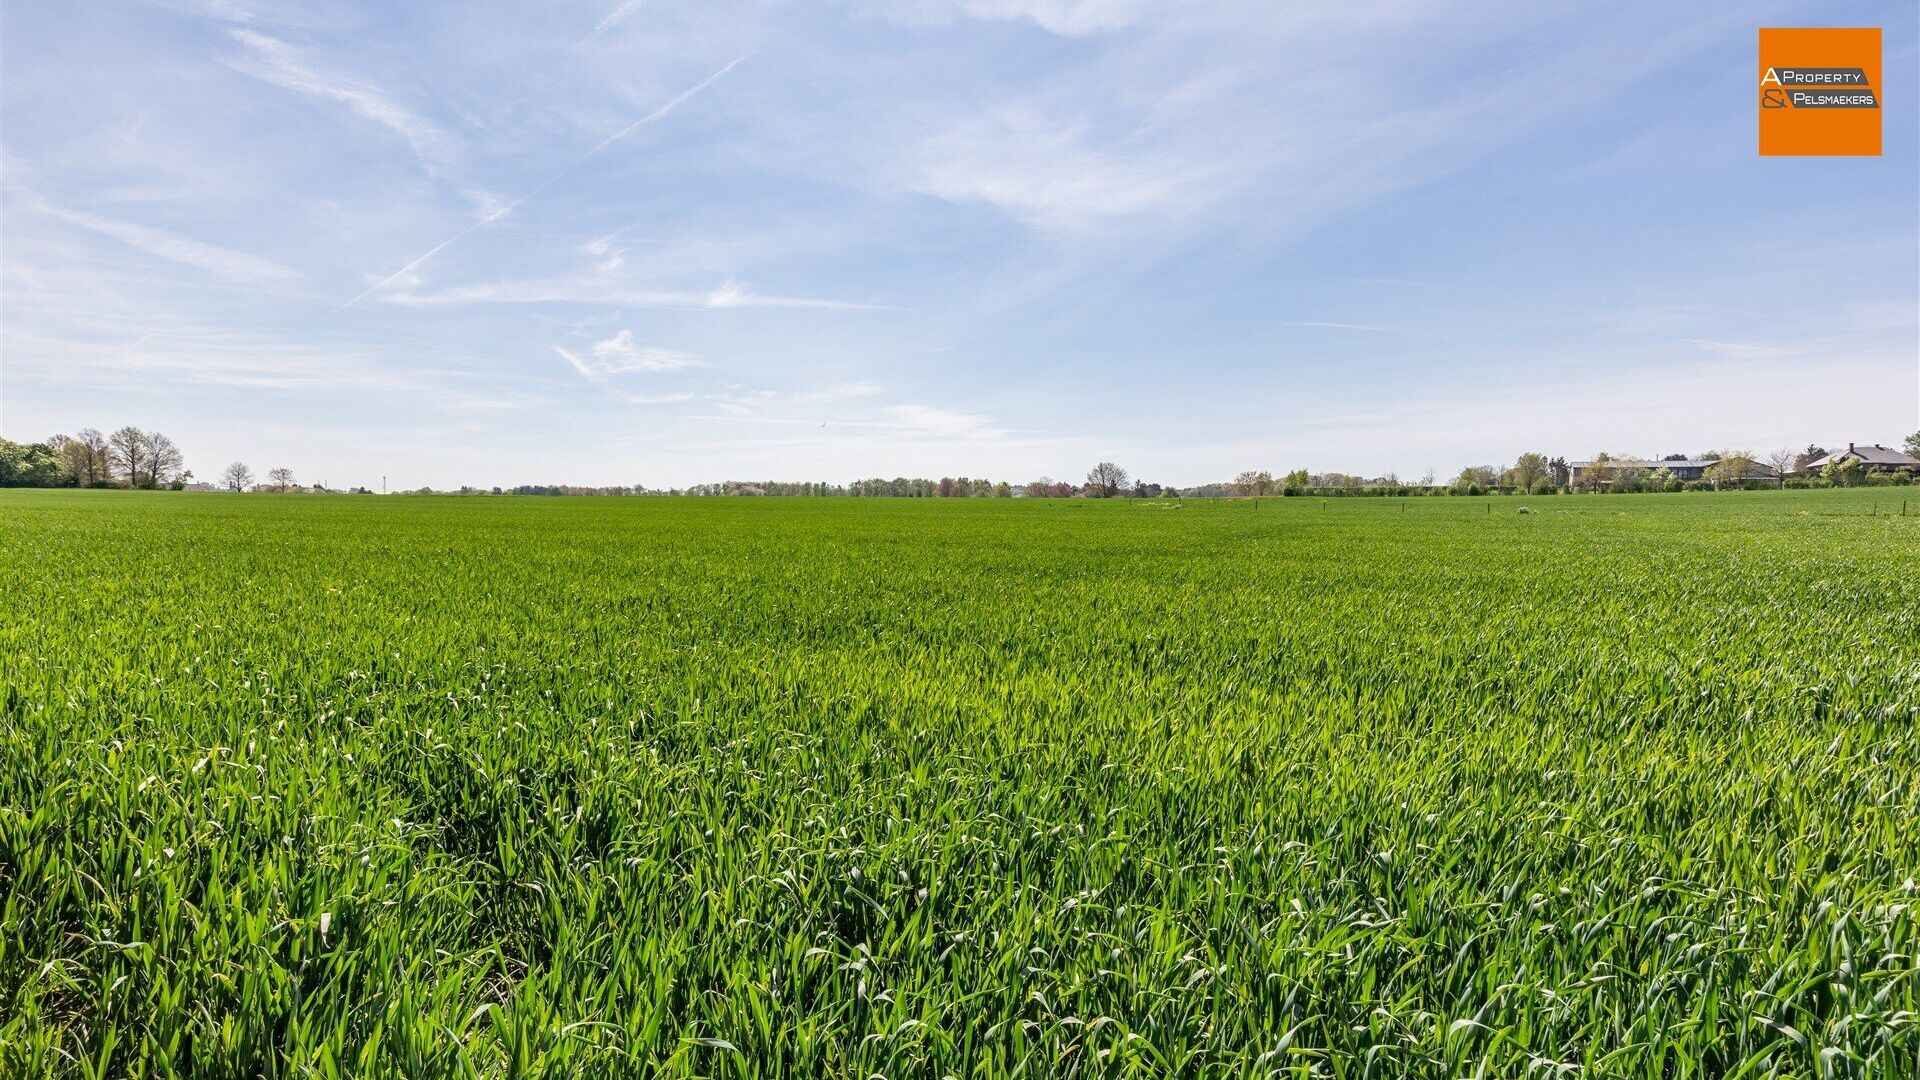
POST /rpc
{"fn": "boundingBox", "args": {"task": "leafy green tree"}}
[1709,450,1757,489]
[1579,454,1615,492]
[1452,465,1497,494]
[1510,453,1549,492]
[51,432,108,486]
[0,437,72,487]
[1823,458,1865,487]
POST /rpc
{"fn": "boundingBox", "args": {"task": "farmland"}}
[0,489,1915,1078]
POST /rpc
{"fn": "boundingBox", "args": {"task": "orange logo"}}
[1759,28,1881,156]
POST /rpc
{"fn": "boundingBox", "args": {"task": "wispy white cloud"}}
[957,0,1148,35]
[227,29,458,176]
[1284,321,1408,333]
[687,399,1004,440]
[1326,275,1482,292]
[6,324,468,396]
[911,107,1213,232]
[585,0,648,41]
[878,403,1001,438]
[583,233,627,270]
[591,330,700,372]
[558,330,702,380]
[797,380,885,403]
[1685,339,1788,359]
[702,388,778,416]
[705,277,889,310]
[612,390,695,404]
[27,196,298,283]
[856,0,1147,36]
[331,56,746,312]
[391,277,893,311]
[901,3,1756,260]
[576,56,746,161]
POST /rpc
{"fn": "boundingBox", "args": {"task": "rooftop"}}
[1804,444,1920,469]
[1570,458,1719,470]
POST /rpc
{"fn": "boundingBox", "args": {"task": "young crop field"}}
[1,488,1916,1078]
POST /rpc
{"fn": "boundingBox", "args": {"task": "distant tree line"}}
[496,484,647,496]
[0,427,190,489]
[677,465,1150,499]
[1187,442,1901,498]
[8,435,1914,497]
[696,481,848,497]
[0,435,351,495]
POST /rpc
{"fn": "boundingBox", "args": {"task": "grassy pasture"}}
[0,489,1916,1077]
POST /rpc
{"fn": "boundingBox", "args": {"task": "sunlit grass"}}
[1,489,1915,1077]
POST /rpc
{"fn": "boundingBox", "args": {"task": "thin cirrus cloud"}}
[878,403,1001,439]
[556,330,702,381]
[584,0,649,42]
[957,0,1148,35]
[911,108,1215,233]
[330,56,746,314]
[688,399,1003,440]
[895,4,1766,259]
[11,324,448,396]
[612,391,695,405]
[1684,339,1789,360]
[392,277,892,312]
[226,29,458,177]
[27,195,298,284]
[797,380,884,403]
[864,0,1147,36]
[1284,321,1408,334]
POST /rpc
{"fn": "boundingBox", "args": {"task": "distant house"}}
[1796,443,1920,474]
[1566,457,1772,486]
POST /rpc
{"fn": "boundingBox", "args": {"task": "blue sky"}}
[2,0,1914,489]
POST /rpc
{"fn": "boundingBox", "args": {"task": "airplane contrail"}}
[585,0,648,42]
[330,55,748,316]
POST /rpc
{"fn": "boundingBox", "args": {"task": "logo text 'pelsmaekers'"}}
[1760,66,1877,110]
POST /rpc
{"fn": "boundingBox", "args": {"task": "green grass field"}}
[1,489,1916,1078]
